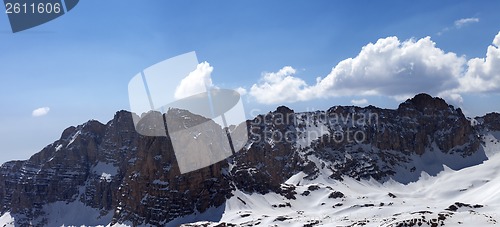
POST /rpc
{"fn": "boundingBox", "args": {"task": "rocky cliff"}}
[0,93,497,226]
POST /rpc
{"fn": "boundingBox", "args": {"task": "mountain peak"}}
[398,93,451,113]
[60,126,77,140]
[479,112,500,131]
[275,105,294,114]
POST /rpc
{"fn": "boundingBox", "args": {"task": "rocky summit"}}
[0,93,499,226]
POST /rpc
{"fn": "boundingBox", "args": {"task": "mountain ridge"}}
[0,93,499,226]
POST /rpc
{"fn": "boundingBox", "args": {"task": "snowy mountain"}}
[0,93,499,226]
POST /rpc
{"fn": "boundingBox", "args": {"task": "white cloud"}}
[174,62,214,99]
[438,91,464,107]
[235,87,247,96]
[250,36,466,104]
[248,31,500,106]
[351,99,368,105]
[454,17,480,28]
[494,33,500,47]
[438,17,480,36]
[458,31,500,93]
[32,107,50,117]
[250,66,311,104]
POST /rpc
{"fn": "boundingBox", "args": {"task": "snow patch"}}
[0,212,14,226]
[100,173,112,182]
[92,162,118,182]
[67,130,81,147]
[0,201,114,226]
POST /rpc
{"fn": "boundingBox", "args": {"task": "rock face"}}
[0,111,137,226]
[0,94,496,226]
[304,93,482,183]
[477,112,500,131]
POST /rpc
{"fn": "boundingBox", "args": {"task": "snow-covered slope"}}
[181,131,500,227]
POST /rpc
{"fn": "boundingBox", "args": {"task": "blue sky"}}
[1,0,500,163]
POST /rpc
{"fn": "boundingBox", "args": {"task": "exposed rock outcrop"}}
[0,94,496,226]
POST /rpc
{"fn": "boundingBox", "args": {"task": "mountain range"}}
[0,93,499,226]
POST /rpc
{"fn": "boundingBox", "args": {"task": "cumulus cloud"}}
[351,99,368,105]
[250,36,466,104]
[174,62,214,99]
[250,66,311,104]
[454,17,480,28]
[235,87,247,96]
[248,31,500,105]
[495,33,500,47]
[458,31,500,93]
[32,107,50,117]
